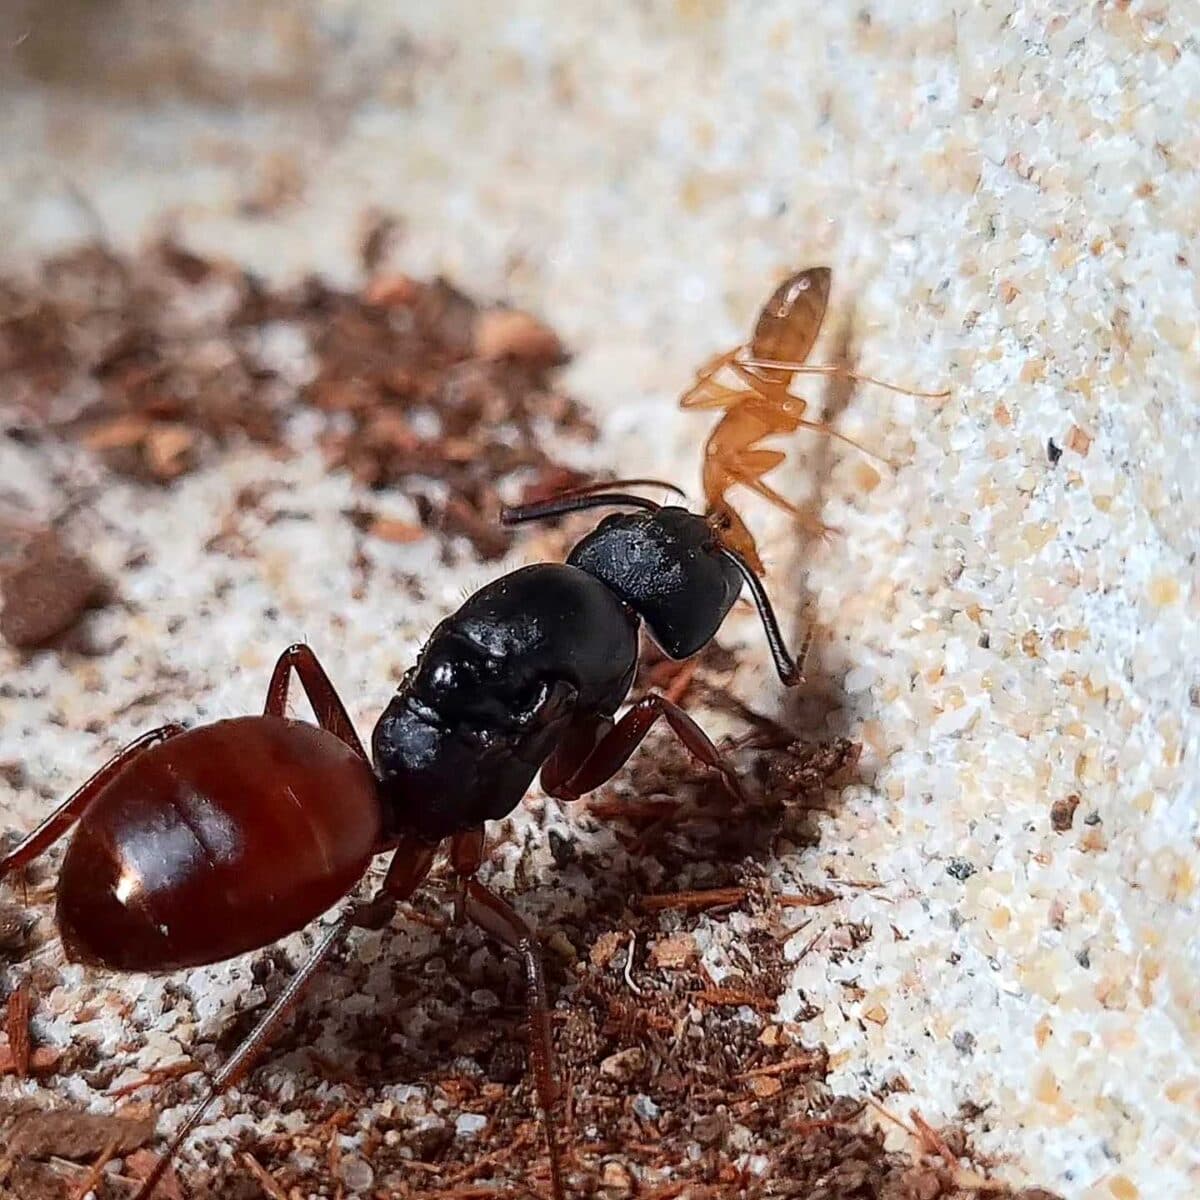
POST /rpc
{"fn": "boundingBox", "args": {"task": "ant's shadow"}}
[780,298,860,743]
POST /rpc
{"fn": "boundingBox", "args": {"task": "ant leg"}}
[450,844,565,1200]
[679,348,747,409]
[720,457,840,541]
[133,833,439,1200]
[449,826,486,877]
[131,906,359,1200]
[263,642,367,761]
[0,724,184,883]
[544,695,745,803]
[680,379,754,411]
[726,450,795,507]
[540,715,613,799]
[739,358,950,399]
[352,836,440,929]
[729,362,796,407]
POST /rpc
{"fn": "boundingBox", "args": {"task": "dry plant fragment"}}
[4,977,31,1079]
[0,236,591,559]
[5,1109,155,1159]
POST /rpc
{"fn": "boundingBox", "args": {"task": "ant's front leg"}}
[541,697,746,804]
[679,347,749,410]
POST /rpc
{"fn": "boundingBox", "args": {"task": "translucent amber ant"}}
[681,267,947,573]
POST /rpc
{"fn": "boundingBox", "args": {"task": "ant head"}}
[566,505,743,659]
[501,481,803,684]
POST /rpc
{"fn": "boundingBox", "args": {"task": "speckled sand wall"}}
[1,4,1198,1198]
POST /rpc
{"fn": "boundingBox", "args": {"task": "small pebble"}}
[600,1046,646,1081]
[456,1112,488,1137]
[337,1155,374,1193]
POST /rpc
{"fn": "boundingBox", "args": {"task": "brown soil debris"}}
[1049,793,1080,833]
[0,237,1060,1200]
[1,236,592,560]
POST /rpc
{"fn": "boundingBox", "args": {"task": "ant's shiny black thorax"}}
[567,506,742,659]
[371,562,639,841]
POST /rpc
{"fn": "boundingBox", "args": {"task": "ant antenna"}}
[719,546,804,686]
[552,477,686,501]
[501,479,685,527]
[502,492,661,525]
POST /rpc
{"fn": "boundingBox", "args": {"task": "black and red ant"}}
[0,479,803,1199]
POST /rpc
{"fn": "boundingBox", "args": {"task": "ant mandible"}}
[681,266,949,573]
[0,479,804,1200]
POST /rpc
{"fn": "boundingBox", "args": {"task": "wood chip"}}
[124,1150,185,1200]
[641,887,747,912]
[0,531,109,649]
[0,1043,61,1077]
[367,516,426,544]
[6,1109,156,1159]
[649,933,699,970]
[590,931,625,968]
[474,308,564,364]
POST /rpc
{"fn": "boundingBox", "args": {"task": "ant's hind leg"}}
[130,906,361,1200]
[132,834,440,1200]
[0,723,185,882]
[263,642,368,760]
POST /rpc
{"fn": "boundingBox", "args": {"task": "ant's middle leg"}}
[0,723,185,883]
[542,696,746,804]
[448,827,566,1200]
[263,642,368,761]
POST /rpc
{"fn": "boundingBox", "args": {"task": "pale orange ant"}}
[681,267,948,574]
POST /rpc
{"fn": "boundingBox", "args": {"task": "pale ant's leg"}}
[720,459,841,544]
[680,347,747,409]
[740,358,950,399]
[680,379,755,411]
